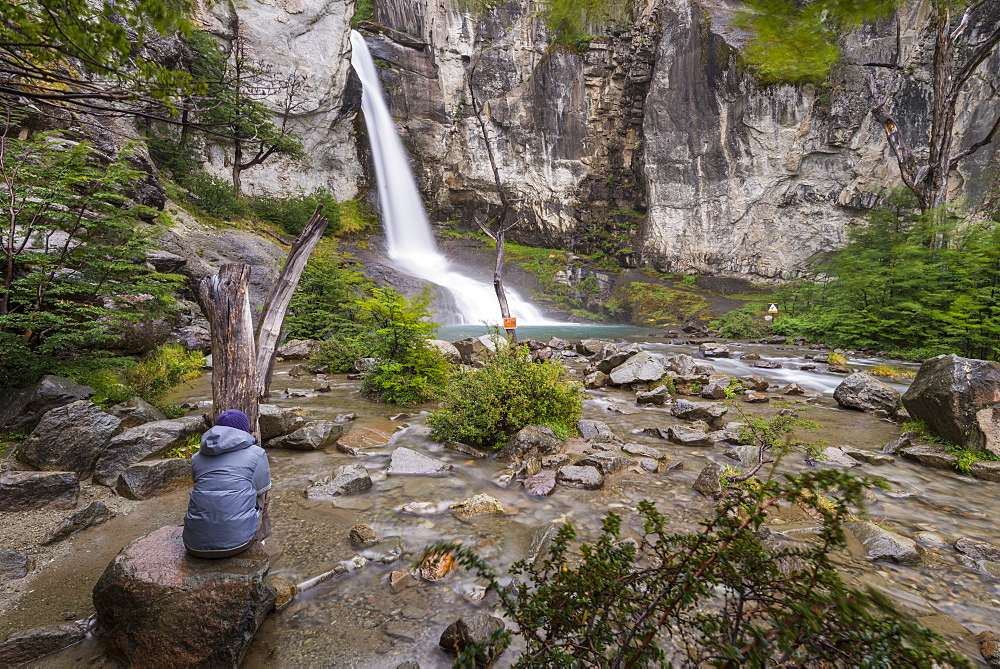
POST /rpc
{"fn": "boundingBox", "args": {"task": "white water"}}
[349,31,556,326]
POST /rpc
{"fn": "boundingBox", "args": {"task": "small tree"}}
[190,29,306,194]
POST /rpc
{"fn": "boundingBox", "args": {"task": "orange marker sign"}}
[503,317,517,330]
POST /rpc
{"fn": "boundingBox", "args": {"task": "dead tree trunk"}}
[255,205,329,399]
[198,263,261,440]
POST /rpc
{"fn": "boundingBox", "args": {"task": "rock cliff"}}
[201,0,999,279]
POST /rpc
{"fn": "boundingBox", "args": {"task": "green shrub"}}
[609,282,709,326]
[250,189,341,236]
[427,341,584,449]
[81,343,205,407]
[146,135,201,180]
[181,172,247,220]
[285,241,374,341]
[713,303,774,339]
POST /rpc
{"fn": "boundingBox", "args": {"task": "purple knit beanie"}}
[215,409,251,434]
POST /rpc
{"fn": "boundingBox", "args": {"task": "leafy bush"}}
[711,303,773,339]
[250,189,341,236]
[608,282,710,326]
[146,134,201,180]
[285,241,374,341]
[81,344,205,407]
[181,172,247,220]
[427,341,584,449]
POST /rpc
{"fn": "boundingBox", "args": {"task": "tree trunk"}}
[255,205,329,399]
[494,228,516,342]
[198,263,261,440]
[232,141,243,195]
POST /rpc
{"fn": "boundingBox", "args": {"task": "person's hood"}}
[199,425,256,456]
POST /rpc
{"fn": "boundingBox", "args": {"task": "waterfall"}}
[349,30,555,326]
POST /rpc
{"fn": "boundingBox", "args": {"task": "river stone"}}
[109,397,167,432]
[740,352,761,361]
[955,537,1000,562]
[739,375,769,391]
[450,493,505,518]
[575,452,637,474]
[578,339,609,356]
[387,447,453,476]
[840,446,895,465]
[556,465,604,489]
[440,614,506,663]
[427,339,462,363]
[780,383,806,395]
[977,631,1000,669]
[828,364,851,374]
[389,570,417,593]
[970,460,1000,482]
[585,370,610,388]
[692,462,724,499]
[350,524,378,545]
[608,352,668,385]
[307,464,373,498]
[901,354,1000,456]
[0,548,33,581]
[667,425,715,447]
[16,400,120,477]
[833,372,901,414]
[622,443,664,459]
[499,425,563,476]
[0,375,95,434]
[419,552,455,581]
[0,621,89,667]
[523,469,557,496]
[92,525,274,667]
[595,343,642,373]
[882,432,917,454]
[41,500,113,545]
[576,419,623,444]
[93,415,209,486]
[0,471,79,511]
[541,453,570,469]
[671,399,728,422]
[898,444,959,470]
[116,459,191,500]
[814,446,861,467]
[636,385,671,405]
[453,337,490,364]
[258,404,307,441]
[663,353,698,376]
[914,531,950,548]
[753,360,782,369]
[699,342,730,358]
[742,391,770,403]
[267,420,342,450]
[724,445,762,468]
[847,521,922,564]
[277,339,320,359]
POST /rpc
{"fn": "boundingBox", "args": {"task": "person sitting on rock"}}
[183,409,272,559]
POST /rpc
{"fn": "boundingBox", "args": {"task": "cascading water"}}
[349,30,556,326]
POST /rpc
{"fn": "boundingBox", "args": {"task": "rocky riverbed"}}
[2,336,999,667]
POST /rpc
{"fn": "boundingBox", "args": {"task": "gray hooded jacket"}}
[182,425,271,554]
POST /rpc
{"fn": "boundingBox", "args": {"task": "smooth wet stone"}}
[740,352,761,361]
[898,444,959,470]
[439,614,506,663]
[541,453,570,469]
[671,399,728,422]
[399,501,445,515]
[523,469,557,497]
[116,458,191,500]
[622,443,664,459]
[780,383,806,395]
[41,500,112,545]
[955,537,1000,562]
[268,576,298,612]
[595,343,642,373]
[724,445,761,468]
[834,372,901,414]
[307,464,373,498]
[606,402,641,415]
[419,552,455,581]
[667,425,714,447]
[450,493,506,518]
[0,621,89,667]
[699,342,730,358]
[360,536,404,564]
[636,385,671,405]
[814,446,861,468]
[576,452,637,474]
[18,400,120,476]
[753,360,782,369]
[971,460,1000,482]
[692,462,724,499]
[349,523,378,545]
[109,397,167,432]
[556,465,604,489]
[0,548,33,581]
[739,375,769,391]
[446,440,487,458]
[386,447,453,476]
[0,471,79,511]
[637,457,659,472]
[92,525,274,667]
[94,415,209,486]
[847,521,922,564]
[608,351,668,385]
[742,391,770,403]
[258,404,307,441]
[575,419,623,444]
[266,419,342,450]
[914,532,950,548]
[389,570,417,593]
[840,446,895,465]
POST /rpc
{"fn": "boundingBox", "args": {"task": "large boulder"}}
[449,493,506,518]
[0,375,95,434]
[386,447,453,475]
[427,339,462,363]
[453,337,490,365]
[277,339,320,359]
[663,354,698,376]
[595,343,642,373]
[833,372,901,414]
[901,354,1000,456]
[116,459,191,500]
[575,420,623,445]
[609,352,668,385]
[258,404,307,442]
[108,397,167,432]
[92,525,274,667]
[556,465,604,489]
[699,342,730,358]
[41,501,113,545]
[847,521,922,565]
[671,399,729,423]
[0,471,79,511]
[93,415,209,486]
[17,400,121,476]
[498,425,563,476]
[265,420,342,450]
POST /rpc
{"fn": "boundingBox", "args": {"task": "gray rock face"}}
[41,500,113,545]
[453,337,490,365]
[667,425,715,447]
[93,415,209,486]
[307,464,373,497]
[724,445,762,468]
[575,452,637,475]
[0,622,89,667]
[0,375,95,434]
[847,521,922,564]
[266,420,342,450]
[523,469,557,497]
[439,614,506,662]
[108,397,166,432]
[636,384,671,404]
[386,447,453,475]
[833,372,901,414]
[575,420,623,444]
[0,548,33,581]
[954,537,1000,562]
[498,425,564,476]
[0,471,79,511]
[671,399,728,422]
[116,459,191,500]
[901,354,1000,456]
[594,344,642,374]
[692,462,724,499]
[17,400,121,476]
[427,339,462,363]
[556,465,604,489]
[609,352,668,385]
[93,525,274,667]
[898,444,959,470]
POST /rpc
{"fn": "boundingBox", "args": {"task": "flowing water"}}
[19,334,1000,667]
[350,31,554,327]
